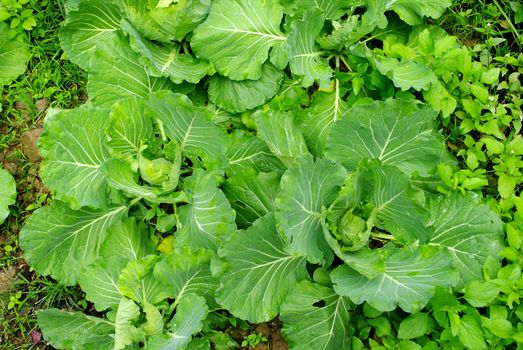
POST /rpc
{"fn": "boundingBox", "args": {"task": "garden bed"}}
[1,1,522,349]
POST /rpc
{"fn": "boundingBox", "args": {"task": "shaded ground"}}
[229,319,288,350]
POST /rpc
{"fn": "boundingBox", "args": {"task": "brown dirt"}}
[20,128,44,163]
[0,94,52,349]
[0,266,17,293]
[35,99,49,113]
[228,318,288,350]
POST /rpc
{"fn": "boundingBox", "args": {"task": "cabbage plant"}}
[19,0,507,349]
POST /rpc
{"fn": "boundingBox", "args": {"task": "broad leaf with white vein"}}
[146,294,208,349]
[287,10,332,88]
[121,0,211,42]
[208,63,284,114]
[290,0,352,20]
[368,164,432,244]
[124,20,214,84]
[146,91,228,171]
[154,247,219,307]
[223,169,280,228]
[175,169,237,250]
[298,80,348,156]
[325,99,453,176]
[38,309,115,350]
[80,257,127,311]
[107,96,154,158]
[59,0,122,69]
[118,255,172,305]
[281,281,351,350]
[225,130,285,177]
[79,219,156,311]
[191,0,286,80]
[101,218,156,262]
[332,245,459,312]
[114,298,143,349]
[255,110,310,168]
[216,214,308,323]
[88,35,174,107]
[427,192,504,286]
[276,155,346,263]
[103,159,166,202]
[39,106,111,210]
[362,0,452,29]
[20,202,127,285]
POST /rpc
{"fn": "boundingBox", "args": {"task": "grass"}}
[438,0,523,52]
[0,277,86,349]
[0,0,521,349]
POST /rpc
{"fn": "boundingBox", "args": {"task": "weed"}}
[439,0,523,51]
[0,273,86,349]
[241,333,268,349]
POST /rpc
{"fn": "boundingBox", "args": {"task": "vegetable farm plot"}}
[1,0,523,349]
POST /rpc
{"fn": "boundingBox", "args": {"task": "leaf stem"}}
[182,41,190,54]
[371,232,395,241]
[129,197,142,207]
[339,55,352,72]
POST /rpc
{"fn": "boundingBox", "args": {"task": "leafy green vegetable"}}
[88,35,174,107]
[147,91,228,171]
[325,99,452,175]
[114,297,142,349]
[363,0,452,29]
[175,169,237,250]
[332,245,459,312]
[146,294,208,349]
[367,164,431,244]
[191,0,286,80]
[154,247,218,306]
[287,10,332,88]
[0,22,29,86]
[121,0,211,42]
[37,309,115,349]
[222,169,280,228]
[298,80,349,157]
[397,312,435,339]
[276,155,346,263]
[18,0,516,348]
[0,166,16,224]
[21,203,127,285]
[123,20,214,84]
[118,255,171,305]
[59,0,122,69]
[216,214,308,322]
[281,281,351,350]
[255,110,309,168]
[208,63,284,113]
[427,192,504,285]
[38,106,112,209]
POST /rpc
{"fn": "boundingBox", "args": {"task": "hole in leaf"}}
[313,300,326,308]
